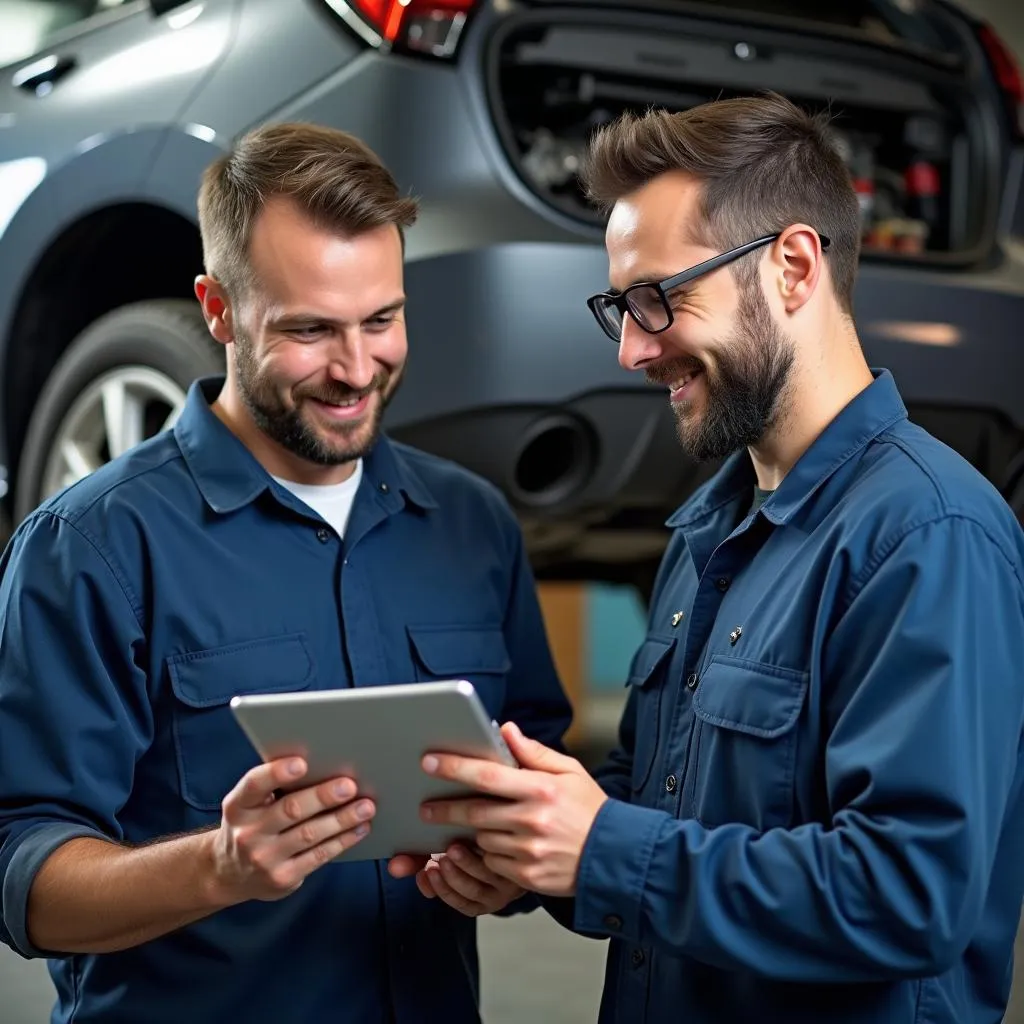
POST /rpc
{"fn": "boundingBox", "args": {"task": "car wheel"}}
[15,300,224,521]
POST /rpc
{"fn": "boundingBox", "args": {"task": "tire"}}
[15,300,224,521]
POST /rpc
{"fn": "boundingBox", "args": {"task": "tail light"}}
[323,0,477,58]
[976,22,1024,138]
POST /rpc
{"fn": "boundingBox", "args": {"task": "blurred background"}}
[1,0,1024,1019]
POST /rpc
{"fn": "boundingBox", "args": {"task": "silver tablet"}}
[229,680,516,863]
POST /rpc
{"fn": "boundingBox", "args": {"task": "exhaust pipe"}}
[509,414,596,509]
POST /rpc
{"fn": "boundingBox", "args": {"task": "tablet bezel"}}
[229,679,515,862]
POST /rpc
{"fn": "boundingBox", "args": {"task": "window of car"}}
[0,0,134,67]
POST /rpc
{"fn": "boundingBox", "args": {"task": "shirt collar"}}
[174,377,438,514]
[666,368,907,528]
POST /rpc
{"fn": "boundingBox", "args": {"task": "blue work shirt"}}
[575,370,1024,1023]
[0,377,572,1024]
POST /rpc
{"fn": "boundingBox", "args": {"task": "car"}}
[0,0,1022,596]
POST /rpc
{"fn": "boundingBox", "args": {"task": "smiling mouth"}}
[313,396,365,408]
[669,368,703,396]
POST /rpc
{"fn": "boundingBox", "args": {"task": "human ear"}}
[194,275,234,346]
[772,226,825,314]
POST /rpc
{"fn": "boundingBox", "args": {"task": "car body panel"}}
[0,0,1021,513]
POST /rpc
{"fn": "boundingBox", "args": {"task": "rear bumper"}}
[387,240,1024,569]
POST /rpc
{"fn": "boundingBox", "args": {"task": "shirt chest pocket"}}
[689,655,808,831]
[168,634,316,813]
[626,636,677,794]
[406,624,510,719]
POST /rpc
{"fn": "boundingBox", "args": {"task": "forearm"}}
[27,831,233,955]
[575,800,983,982]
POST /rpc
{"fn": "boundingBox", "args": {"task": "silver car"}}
[0,0,1022,590]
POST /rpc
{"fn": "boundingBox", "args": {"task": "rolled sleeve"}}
[574,798,664,941]
[0,512,151,958]
[3,823,107,958]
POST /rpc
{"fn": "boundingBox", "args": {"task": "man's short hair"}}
[197,122,419,301]
[581,92,861,313]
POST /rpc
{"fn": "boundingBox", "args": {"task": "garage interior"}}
[1,0,1024,1021]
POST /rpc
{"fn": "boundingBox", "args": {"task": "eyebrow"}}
[269,298,406,326]
[607,271,678,295]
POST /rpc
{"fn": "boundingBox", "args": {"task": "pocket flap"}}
[407,624,511,676]
[168,633,314,708]
[626,636,676,688]
[692,656,808,739]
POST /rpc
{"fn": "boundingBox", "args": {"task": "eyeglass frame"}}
[586,231,831,343]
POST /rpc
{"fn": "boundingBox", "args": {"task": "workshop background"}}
[2,0,1024,1020]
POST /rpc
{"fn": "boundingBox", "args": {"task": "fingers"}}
[268,777,361,836]
[387,854,430,879]
[422,754,546,801]
[228,757,308,813]
[443,845,500,884]
[277,817,375,887]
[422,859,485,916]
[421,796,520,830]
[277,798,376,860]
[438,854,491,905]
[415,864,438,900]
[500,723,581,775]
[474,830,532,859]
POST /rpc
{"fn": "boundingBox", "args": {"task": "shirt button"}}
[631,948,645,968]
[686,673,699,689]
[665,774,677,793]
[379,482,389,494]
[316,527,330,543]
[715,576,731,592]
[604,914,623,931]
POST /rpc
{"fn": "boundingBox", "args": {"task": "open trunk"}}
[485,0,998,264]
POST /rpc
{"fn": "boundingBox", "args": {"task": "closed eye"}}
[665,285,692,305]
[288,324,329,340]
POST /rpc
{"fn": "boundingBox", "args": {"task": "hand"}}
[209,757,375,903]
[389,845,525,917]
[418,723,608,897]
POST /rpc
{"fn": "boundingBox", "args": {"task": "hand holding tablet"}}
[230,680,516,862]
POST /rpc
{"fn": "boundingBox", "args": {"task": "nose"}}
[617,315,665,372]
[326,329,376,391]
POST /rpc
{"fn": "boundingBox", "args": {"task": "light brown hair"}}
[581,92,861,312]
[197,122,419,300]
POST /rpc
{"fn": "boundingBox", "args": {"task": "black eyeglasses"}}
[586,232,831,343]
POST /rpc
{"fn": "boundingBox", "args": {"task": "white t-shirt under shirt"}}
[273,459,364,539]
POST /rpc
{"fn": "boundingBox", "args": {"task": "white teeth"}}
[669,373,695,393]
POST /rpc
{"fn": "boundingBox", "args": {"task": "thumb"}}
[501,722,580,774]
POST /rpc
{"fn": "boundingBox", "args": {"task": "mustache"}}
[297,373,389,405]
[644,357,704,388]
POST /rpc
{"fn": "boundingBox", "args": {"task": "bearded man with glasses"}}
[409,92,1024,1024]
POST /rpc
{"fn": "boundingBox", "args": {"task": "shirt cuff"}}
[493,890,540,917]
[573,798,665,943]
[3,822,106,958]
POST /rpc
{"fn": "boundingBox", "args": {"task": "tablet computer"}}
[229,680,516,863]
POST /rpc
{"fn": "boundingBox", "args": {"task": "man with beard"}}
[404,94,1024,1024]
[0,122,572,1024]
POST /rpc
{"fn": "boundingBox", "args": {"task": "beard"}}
[233,334,398,466]
[647,283,795,462]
